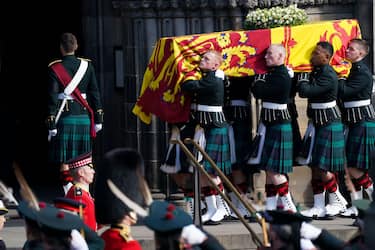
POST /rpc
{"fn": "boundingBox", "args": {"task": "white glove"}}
[49,129,57,137]
[300,222,322,240]
[70,229,89,250]
[300,238,317,250]
[181,224,207,245]
[95,124,103,133]
[287,66,294,78]
[215,69,225,80]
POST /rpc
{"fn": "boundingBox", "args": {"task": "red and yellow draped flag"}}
[133,19,361,124]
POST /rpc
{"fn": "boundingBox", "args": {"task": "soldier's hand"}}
[49,129,57,137]
[287,66,294,78]
[70,229,89,250]
[181,224,207,245]
[95,123,103,133]
[300,222,322,240]
[297,72,310,85]
[215,69,225,80]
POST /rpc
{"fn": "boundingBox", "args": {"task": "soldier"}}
[53,197,104,250]
[297,41,348,219]
[18,200,90,250]
[250,44,297,212]
[46,32,104,194]
[65,151,97,231]
[0,200,8,250]
[144,200,225,250]
[36,202,88,250]
[224,76,253,219]
[259,210,345,250]
[17,201,44,250]
[180,49,232,224]
[94,148,149,250]
[338,38,375,217]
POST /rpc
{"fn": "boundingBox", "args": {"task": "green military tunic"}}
[47,55,103,163]
[297,64,345,171]
[338,60,375,170]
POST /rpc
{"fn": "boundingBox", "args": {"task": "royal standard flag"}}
[133,19,361,124]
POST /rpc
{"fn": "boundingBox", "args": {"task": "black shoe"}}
[204,220,221,225]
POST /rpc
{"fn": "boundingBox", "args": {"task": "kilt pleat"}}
[346,121,375,170]
[203,126,232,175]
[311,122,345,172]
[260,123,293,174]
[50,115,92,163]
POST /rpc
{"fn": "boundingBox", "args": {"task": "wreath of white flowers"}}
[244,4,308,30]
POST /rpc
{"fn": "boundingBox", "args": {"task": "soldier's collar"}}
[75,183,89,192]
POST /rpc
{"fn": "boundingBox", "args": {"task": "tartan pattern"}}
[311,122,346,171]
[50,115,92,163]
[346,121,375,170]
[260,123,293,174]
[203,126,232,175]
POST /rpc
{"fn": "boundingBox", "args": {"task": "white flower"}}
[244,5,307,30]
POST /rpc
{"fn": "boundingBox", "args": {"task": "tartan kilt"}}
[49,114,92,164]
[203,126,232,175]
[346,121,375,170]
[311,122,345,172]
[230,119,252,170]
[260,122,293,174]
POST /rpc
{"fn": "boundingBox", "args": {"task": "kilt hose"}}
[311,121,346,172]
[259,122,293,174]
[346,121,375,170]
[49,114,92,164]
[203,126,232,176]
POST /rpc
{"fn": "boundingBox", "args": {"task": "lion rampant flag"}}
[133,19,361,124]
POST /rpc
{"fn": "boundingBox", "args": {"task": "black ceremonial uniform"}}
[182,71,231,175]
[298,64,345,172]
[224,76,252,170]
[47,55,103,164]
[251,65,293,174]
[338,59,375,170]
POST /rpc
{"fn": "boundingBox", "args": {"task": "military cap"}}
[36,204,84,235]
[143,200,193,233]
[264,210,312,225]
[17,200,49,221]
[53,197,86,214]
[0,200,8,215]
[94,147,148,225]
[66,151,93,170]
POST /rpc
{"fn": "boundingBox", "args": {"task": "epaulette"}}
[48,59,62,67]
[111,224,131,242]
[74,186,83,197]
[78,57,91,62]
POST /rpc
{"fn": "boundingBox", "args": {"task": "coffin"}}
[133,19,361,124]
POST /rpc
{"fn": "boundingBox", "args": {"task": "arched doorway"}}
[0,1,82,195]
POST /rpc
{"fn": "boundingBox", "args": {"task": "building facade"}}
[0,0,373,193]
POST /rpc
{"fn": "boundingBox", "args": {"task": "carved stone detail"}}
[113,0,355,11]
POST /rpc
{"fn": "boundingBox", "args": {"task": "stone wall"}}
[80,0,373,196]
